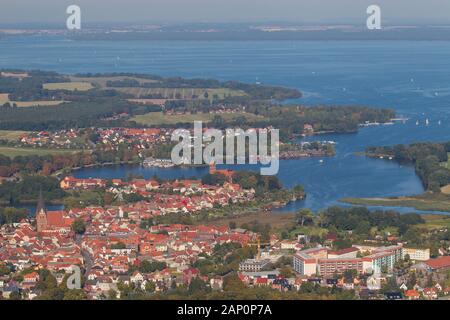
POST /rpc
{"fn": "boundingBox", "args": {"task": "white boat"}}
[425,118,430,126]
[391,117,409,122]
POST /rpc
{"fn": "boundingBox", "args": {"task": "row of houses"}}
[61,176,255,215]
[16,127,172,151]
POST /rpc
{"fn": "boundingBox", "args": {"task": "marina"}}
[142,157,176,168]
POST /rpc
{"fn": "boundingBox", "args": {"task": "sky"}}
[1,0,450,25]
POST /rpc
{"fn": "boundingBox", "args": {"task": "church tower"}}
[35,190,48,233]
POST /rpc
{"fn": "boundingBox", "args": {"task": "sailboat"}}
[438,120,442,125]
[425,118,430,126]
[416,120,419,126]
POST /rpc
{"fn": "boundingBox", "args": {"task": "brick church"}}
[35,191,73,233]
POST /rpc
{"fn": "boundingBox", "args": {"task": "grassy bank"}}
[0,130,28,141]
[341,193,450,213]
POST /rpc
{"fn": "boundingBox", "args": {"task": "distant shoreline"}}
[4,25,450,42]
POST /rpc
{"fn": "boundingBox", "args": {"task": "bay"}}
[2,36,450,213]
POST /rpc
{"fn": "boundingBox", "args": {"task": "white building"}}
[402,247,430,261]
[239,259,271,272]
[293,245,403,276]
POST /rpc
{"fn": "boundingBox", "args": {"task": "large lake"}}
[2,36,450,213]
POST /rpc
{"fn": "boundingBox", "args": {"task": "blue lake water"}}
[2,36,450,213]
[18,204,65,216]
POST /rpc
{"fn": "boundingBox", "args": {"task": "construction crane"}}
[247,235,271,260]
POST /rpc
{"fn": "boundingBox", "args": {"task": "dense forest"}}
[246,105,395,138]
[0,206,28,225]
[290,206,427,251]
[366,142,450,192]
[0,175,66,204]
[0,70,66,101]
[0,100,147,131]
[0,147,140,177]
[320,206,424,233]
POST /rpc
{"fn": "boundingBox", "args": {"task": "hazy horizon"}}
[1,0,450,26]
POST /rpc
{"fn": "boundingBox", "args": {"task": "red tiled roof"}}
[425,256,450,270]
[256,278,268,284]
[405,290,420,297]
[47,211,64,227]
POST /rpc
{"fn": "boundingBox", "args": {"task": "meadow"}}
[43,82,94,91]
[0,130,27,141]
[69,76,158,88]
[418,214,450,231]
[0,93,64,107]
[0,146,81,158]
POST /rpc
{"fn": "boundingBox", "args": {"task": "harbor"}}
[142,157,176,168]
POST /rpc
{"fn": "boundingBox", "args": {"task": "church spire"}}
[36,187,48,233]
[36,187,46,215]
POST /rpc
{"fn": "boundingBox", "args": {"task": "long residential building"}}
[293,245,403,277]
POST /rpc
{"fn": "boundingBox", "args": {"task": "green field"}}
[131,111,264,126]
[70,76,158,88]
[417,214,450,230]
[0,93,64,107]
[0,130,27,141]
[0,147,81,158]
[115,87,246,100]
[43,82,94,91]
[288,226,328,238]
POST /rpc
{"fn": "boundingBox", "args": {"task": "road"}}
[75,233,94,276]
